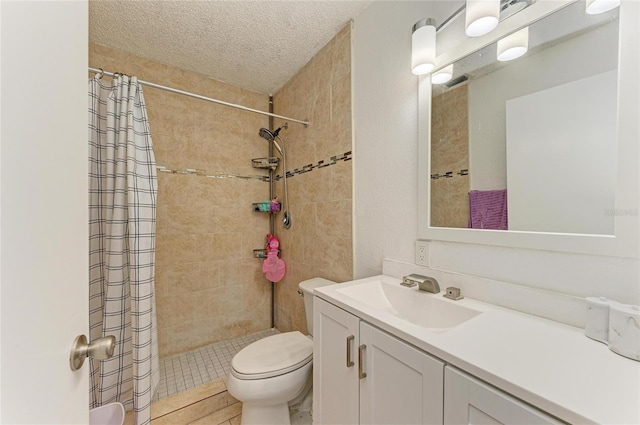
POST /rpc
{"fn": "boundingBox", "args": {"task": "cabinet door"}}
[313,298,361,425]
[359,322,445,425]
[444,367,563,424]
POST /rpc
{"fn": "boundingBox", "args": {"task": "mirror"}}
[429,1,619,235]
[418,0,640,259]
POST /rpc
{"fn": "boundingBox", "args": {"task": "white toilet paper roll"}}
[608,303,640,362]
[585,296,612,343]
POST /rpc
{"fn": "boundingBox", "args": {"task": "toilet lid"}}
[231,331,313,380]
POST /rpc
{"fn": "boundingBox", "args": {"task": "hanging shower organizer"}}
[251,156,282,212]
[252,155,281,258]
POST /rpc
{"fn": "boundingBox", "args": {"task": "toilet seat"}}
[231,331,313,380]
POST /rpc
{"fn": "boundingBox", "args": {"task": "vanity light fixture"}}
[586,0,620,15]
[412,18,437,75]
[465,0,500,37]
[497,26,529,61]
[431,64,454,84]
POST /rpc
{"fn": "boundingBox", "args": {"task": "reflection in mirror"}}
[430,1,619,235]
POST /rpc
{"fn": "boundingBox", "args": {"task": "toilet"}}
[227,277,336,425]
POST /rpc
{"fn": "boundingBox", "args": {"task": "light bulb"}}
[586,0,620,15]
[497,27,529,62]
[432,64,453,84]
[412,19,437,75]
[465,0,500,37]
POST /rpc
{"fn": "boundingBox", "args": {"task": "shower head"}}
[258,128,276,142]
[258,123,288,142]
[258,123,287,157]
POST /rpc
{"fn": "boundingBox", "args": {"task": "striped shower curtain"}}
[88,74,160,425]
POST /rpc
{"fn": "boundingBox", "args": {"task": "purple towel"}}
[468,189,508,230]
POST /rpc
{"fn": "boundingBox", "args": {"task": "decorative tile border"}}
[431,169,469,180]
[156,150,352,183]
[275,151,352,181]
[157,166,269,182]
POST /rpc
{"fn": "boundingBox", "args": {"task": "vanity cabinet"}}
[359,322,444,424]
[444,367,562,424]
[313,298,360,425]
[313,298,445,425]
[314,297,563,425]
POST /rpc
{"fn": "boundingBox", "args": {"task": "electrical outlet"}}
[415,240,428,266]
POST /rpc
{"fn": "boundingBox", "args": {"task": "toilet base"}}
[241,402,290,425]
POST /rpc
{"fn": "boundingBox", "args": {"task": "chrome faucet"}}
[401,274,440,294]
[418,276,440,294]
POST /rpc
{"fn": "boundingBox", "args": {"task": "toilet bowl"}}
[227,277,336,425]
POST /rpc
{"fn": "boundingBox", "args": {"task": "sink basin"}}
[335,279,481,332]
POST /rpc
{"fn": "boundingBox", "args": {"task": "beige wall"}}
[272,24,354,333]
[90,44,272,357]
[89,22,354,350]
[430,84,470,228]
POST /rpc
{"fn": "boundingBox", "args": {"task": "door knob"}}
[69,334,116,371]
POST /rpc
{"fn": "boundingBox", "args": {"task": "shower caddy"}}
[251,156,282,259]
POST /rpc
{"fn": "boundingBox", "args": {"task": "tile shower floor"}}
[152,328,279,402]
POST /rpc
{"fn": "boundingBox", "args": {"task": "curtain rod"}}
[88,67,309,127]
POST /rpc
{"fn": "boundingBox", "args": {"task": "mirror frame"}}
[418,0,640,259]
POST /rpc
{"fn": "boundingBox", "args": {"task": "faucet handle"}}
[401,275,417,287]
[443,287,463,300]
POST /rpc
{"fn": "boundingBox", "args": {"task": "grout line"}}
[153,328,279,402]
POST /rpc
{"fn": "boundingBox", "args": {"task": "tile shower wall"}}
[271,24,354,333]
[430,84,470,228]
[90,45,272,357]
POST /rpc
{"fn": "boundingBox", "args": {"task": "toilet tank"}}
[299,277,336,336]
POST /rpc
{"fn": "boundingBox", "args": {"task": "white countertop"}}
[315,275,640,424]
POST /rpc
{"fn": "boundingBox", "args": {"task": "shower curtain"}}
[88,74,160,425]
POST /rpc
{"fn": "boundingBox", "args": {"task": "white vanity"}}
[312,275,640,424]
[313,1,640,421]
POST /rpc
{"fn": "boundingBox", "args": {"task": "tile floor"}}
[153,328,279,402]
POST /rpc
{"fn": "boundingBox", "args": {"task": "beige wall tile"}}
[166,261,222,294]
[91,22,353,355]
[328,160,353,201]
[317,200,352,237]
[91,44,272,357]
[431,84,470,228]
[271,23,354,333]
[166,205,219,235]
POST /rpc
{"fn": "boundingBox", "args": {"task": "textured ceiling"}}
[89,1,371,94]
